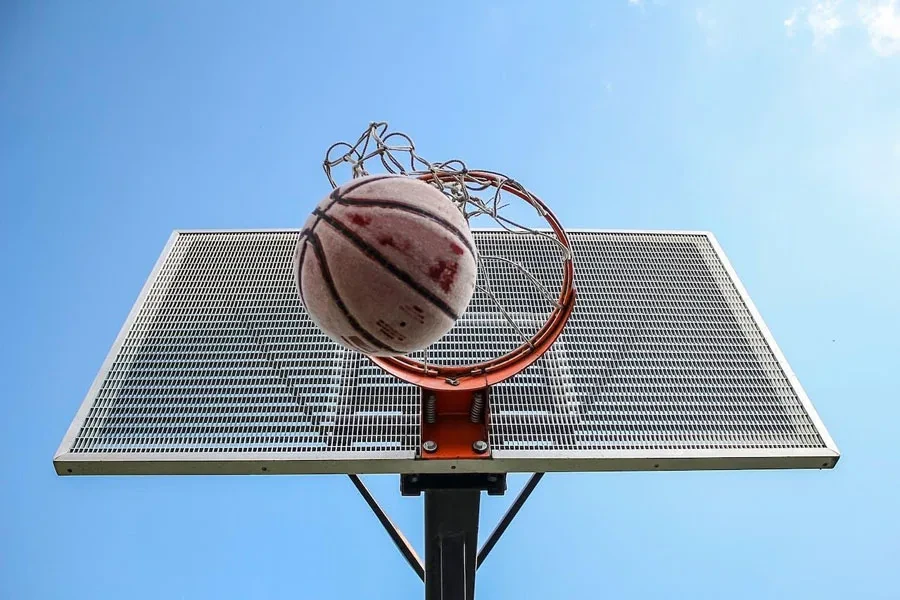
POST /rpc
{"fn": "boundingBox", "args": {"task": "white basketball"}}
[293,174,478,356]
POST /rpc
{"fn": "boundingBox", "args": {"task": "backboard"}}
[54,229,839,476]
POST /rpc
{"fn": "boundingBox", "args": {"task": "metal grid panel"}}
[64,232,419,458]
[55,230,837,475]
[487,232,826,456]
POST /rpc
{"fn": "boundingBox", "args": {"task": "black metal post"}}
[424,489,481,600]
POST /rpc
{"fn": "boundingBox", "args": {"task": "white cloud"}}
[784,10,801,36]
[784,0,900,55]
[628,0,642,5]
[808,1,843,46]
[860,0,900,56]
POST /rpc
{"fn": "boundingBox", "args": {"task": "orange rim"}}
[370,170,576,392]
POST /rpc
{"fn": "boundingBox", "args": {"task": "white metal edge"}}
[171,228,713,236]
[53,231,182,460]
[564,228,714,236]
[54,446,838,476]
[493,447,839,461]
[173,228,304,234]
[704,232,840,457]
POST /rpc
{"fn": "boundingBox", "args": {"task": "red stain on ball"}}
[378,234,412,252]
[450,243,465,256]
[349,213,372,227]
[428,260,458,293]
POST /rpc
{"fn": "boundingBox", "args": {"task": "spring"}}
[469,392,485,423]
[425,394,437,424]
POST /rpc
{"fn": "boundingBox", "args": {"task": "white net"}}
[322,122,573,370]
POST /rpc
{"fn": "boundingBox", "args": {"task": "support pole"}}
[424,489,481,600]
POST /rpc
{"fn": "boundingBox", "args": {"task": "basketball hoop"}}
[373,170,574,392]
[323,122,576,459]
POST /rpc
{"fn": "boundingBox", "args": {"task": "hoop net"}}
[323,122,575,391]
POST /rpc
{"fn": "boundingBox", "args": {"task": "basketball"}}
[293,174,478,356]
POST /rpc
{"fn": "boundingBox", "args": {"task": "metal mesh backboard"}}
[54,230,838,475]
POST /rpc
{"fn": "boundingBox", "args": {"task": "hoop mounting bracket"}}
[419,387,491,461]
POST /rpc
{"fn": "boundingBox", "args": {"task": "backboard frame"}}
[53,229,840,476]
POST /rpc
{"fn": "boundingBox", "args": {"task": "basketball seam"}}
[295,230,310,307]
[332,196,476,258]
[304,231,402,355]
[297,178,399,305]
[304,174,401,241]
[313,208,461,321]
[327,173,398,208]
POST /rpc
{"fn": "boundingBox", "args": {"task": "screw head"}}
[472,440,489,454]
[422,440,438,453]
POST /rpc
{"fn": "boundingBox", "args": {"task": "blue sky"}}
[2,1,899,598]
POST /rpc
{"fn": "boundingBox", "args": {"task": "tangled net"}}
[322,122,573,370]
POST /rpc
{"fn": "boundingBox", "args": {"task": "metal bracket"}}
[401,473,507,497]
[476,472,544,569]
[348,474,425,581]
[419,388,491,461]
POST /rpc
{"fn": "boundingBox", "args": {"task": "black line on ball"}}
[295,230,310,307]
[333,196,476,258]
[325,174,399,212]
[306,232,402,355]
[301,176,401,297]
[313,208,460,322]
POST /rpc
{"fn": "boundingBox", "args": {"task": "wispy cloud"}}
[859,0,900,56]
[785,0,900,55]
[808,1,843,46]
[628,0,642,6]
[782,1,843,47]
[785,10,801,36]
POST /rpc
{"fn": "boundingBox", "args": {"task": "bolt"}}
[472,440,489,454]
[423,440,438,453]
[486,475,498,483]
